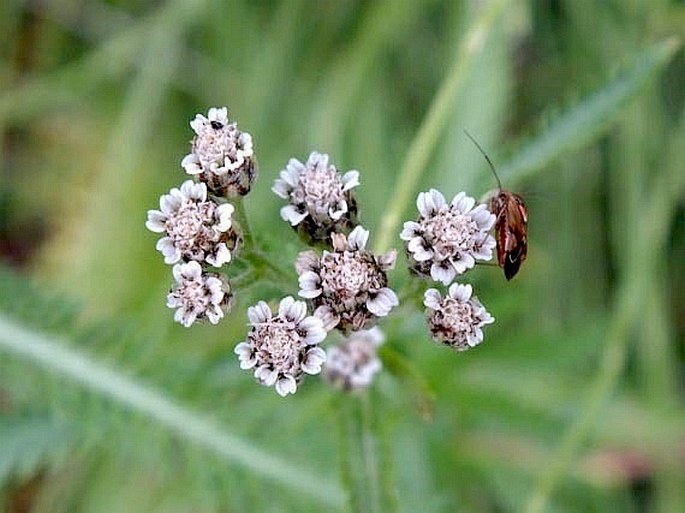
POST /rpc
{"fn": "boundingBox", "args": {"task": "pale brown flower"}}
[296,226,398,332]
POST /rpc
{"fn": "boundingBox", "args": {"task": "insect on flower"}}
[464,130,528,280]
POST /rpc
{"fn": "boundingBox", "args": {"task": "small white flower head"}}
[400,189,496,285]
[272,152,359,243]
[296,226,399,333]
[324,327,384,392]
[146,180,241,267]
[167,261,232,328]
[234,296,328,397]
[181,107,257,197]
[423,283,494,351]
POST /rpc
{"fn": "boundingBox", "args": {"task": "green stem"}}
[234,199,255,249]
[242,249,293,289]
[0,314,345,507]
[231,269,259,290]
[374,0,508,254]
[360,393,384,513]
[380,345,435,421]
[396,278,423,307]
[337,394,392,513]
[232,198,294,291]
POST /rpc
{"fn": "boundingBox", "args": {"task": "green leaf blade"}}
[497,37,681,186]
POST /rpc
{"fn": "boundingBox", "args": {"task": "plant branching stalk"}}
[234,199,255,249]
[360,393,383,513]
[337,394,393,513]
[234,199,294,289]
[374,0,508,253]
[0,315,345,508]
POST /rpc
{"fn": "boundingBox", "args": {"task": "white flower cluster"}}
[401,189,496,286]
[296,226,398,333]
[182,107,257,197]
[235,297,327,397]
[324,327,384,391]
[146,107,256,327]
[424,284,494,351]
[239,150,401,395]
[146,180,238,267]
[146,106,509,398]
[167,261,230,328]
[272,152,359,243]
[401,190,497,351]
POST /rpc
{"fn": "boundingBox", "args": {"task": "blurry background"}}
[1,0,684,512]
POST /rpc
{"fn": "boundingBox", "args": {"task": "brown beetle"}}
[464,131,528,280]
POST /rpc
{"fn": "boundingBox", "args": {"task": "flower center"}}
[253,323,302,372]
[439,298,476,335]
[292,165,344,219]
[424,208,479,255]
[167,200,220,256]
[194,123,240,170]
[179,279,212,312]
[320,252,377,299]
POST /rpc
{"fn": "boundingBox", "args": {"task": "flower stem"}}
[243,248,292,287]
[234,198,255,248]
[374,0,508,254]
[396,278,423,307]
[232,198,294,290]
[336,393,396,513]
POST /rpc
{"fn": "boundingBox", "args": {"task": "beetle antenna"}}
[464,129,502,190]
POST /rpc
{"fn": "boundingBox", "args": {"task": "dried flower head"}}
[234,296,328,397]
[146,180,240,267]
[296,226,398,332]
[272,152,359,242]
[324,327,384,391]
[181,107,257,197]
[424,283,494,351]
[167,261,232,327]
[400,189,496,285]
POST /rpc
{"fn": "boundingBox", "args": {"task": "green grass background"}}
[1,1,684,512]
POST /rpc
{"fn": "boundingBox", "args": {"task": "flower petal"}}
[407,237,433,261]
[157,238,181,264]
[275,375,298,396]
[145,210,167,232]
[366,288,399,317]
[341,170,360,191]
[282,159,304,187]
[295,250,320,274]
[448,283,472,301]
[207,243,231,267]
[300,317,327,345]
[298,271,322,298]
[423,288,442,310]
[430,262,456,285]
[400,221,421,241]
[255,366,278,386]
[271,179,291,199]
[215,203,234,231]
[247,301,272,324]
[281,205,308,226]
[301,347,326,374]
[377,249,397,270]
[314,305,339,331]
[347,226,369,250]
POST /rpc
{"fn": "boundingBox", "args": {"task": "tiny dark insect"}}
[210,120,224,130]
[464,130,528,280]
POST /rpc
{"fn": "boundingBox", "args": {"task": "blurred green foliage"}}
[1,1,684,512]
